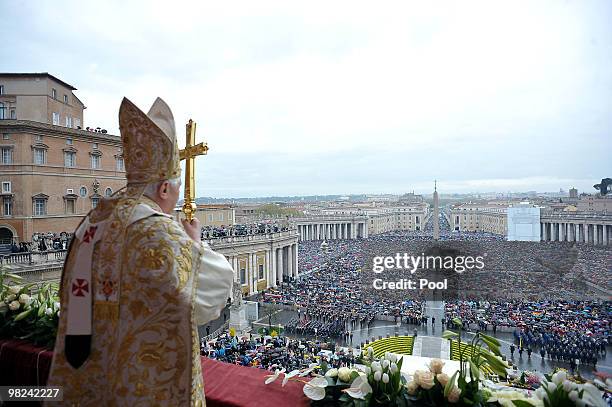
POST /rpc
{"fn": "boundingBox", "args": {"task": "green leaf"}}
[444,371,458,397]
[469,357,480,381]
[480,333,500,347]
[14,308,33,321]
[512,401,535,407]
[442,330,459,340]
[452,318,463,328]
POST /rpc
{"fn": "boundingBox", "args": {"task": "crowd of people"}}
[200,214,610,375]
[201,333,354,372]
[201,222,292,239]
[7,232,72,254]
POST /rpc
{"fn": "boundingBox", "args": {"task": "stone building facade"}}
[0,73,125,244]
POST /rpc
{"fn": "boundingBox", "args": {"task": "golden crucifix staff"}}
[179,119,208,221]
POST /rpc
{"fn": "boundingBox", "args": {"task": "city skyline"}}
[1,0,611,198]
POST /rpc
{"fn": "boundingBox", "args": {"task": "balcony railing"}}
[0,250,67,265]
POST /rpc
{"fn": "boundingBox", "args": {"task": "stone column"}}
[232,257,239,282]
[594,224,599,245]
[559,223,565,242]
[276,248,282,283]
[287,244,293,278]
[603,224,608,246]
[293,243,299,277]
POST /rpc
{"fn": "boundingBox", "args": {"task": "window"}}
[64,151,76,167]
[91,154,100,169]
[240,268,246,284]
[9,109,15,119]
[2,134,8,140]
[65,116,72,127]
[2,182,10,193]
[74,118,81,128]
[33,148,46,165]
[52,112,59,125]
[51,88,57,99]
[1,147,12,164]
[65,198,76,214]
[92,143,98,149]
[79,186,87,197]
[35,135,43,142]
[105,187,113,197]
[0,85,3,95]
[66,137,73,145]
[0,102,4,120]
[63,94,68,103]
[91,197,99,208]
[207,214,213,222]
[116,157,124,171]
[34,199,47,216]
[258,264,264,280]
[3,197,12,216]
[218,213,224,221]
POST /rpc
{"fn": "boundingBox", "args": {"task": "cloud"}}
[1,0,611,197]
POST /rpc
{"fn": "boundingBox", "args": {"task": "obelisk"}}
[433,180,440,240]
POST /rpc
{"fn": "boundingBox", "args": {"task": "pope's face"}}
[166,179,182,214]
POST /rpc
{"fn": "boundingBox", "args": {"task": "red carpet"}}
[0,339,309,407]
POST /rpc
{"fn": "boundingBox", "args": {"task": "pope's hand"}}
[182,217,201,242]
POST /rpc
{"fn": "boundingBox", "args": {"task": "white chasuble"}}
[46,195,234,407]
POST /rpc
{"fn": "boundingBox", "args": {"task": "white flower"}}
[436,373,450,387]
[374,371,382,382]
[363,365,371,375]
[303,376,328,401]
[381,359,390,369]
[367,347,374,357]
[338,367,352,382]
[8,300,20,311]
[388,353,397,363]
[390,362,398,374]
[371,361,382,372]
[534,387,547,401]
[325,368,338,378]
[9,285,21,295]
[264,368,285,385]
[428,358,445,374]
[299,363,318,377]
[382,373,389,384]
[6,294,16,302]
[282,370,300,387]
[45,308,54,317]
[406,380,419,395]
[547,382,557,393]
[562,379,575,393]
[344,374,372,400]
[580,382,607,407]
[551,370,567,385]
[18,294,31,305]
[53,301,60,310]
[385,351,390,359]
[447,387,461,403]
[568,390,579,402]
[56,310,60,317]
[414,370,435,390]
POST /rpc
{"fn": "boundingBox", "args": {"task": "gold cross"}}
[179,119,208,221]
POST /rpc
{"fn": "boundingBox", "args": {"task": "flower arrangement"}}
[0,266,60,348]
[264,318,609,406]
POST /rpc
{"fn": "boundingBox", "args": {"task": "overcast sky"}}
[1,0,611,198]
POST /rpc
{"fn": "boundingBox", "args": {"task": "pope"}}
[45,97,234,406]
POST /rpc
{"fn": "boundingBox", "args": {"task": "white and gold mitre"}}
[118,97,181,184]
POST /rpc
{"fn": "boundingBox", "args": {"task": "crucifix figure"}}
[179,119,208,221]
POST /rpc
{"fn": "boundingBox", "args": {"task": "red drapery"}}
[0,339,309,407]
